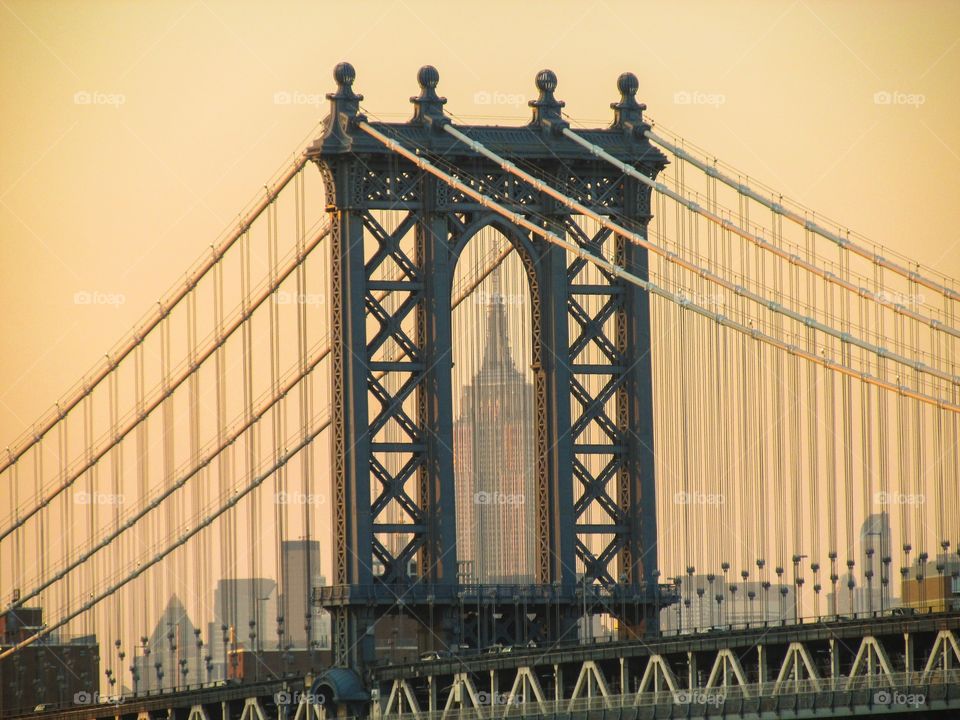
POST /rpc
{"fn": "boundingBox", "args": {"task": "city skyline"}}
[1,2,959,712]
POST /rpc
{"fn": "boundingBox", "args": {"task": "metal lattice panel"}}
[309,62,667,670]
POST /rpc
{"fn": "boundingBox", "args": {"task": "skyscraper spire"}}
[480,266,519,378]
[454,261,536,584]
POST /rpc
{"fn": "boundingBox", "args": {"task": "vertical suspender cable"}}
[135,343,148,673]
[59,421,71,628]
[161,313,174,689]
[241,227,257,646]
[109,367,121,677]
[188,287,201,684]
[35,444,46,624]
[268,196,284,653]
[83,394,94,638]
[841,249,855,584]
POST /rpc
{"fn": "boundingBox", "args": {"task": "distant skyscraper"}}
[134,594,202,692]
[454,270,536,583]
[660,575,796,632]
[854,512,893,614]
[280,540,328,649]
[860,513,892,571]
[205,577,276,681]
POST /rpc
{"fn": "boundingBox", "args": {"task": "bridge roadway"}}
[18,611,960,720]
[378,611,959,680]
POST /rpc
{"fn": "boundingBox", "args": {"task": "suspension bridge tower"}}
[309,62,669,681]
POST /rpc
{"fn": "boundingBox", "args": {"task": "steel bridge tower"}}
[309,62,669,679]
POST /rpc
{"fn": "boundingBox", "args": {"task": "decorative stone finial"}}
[617,72,639,97]
[327,61,362,105]
[323,61,364,149]
[611,71,646,133]
[334,62,356,91]
[536,69,558,94]
[418,65,439,90]
[529,69,566,132]
[411,64,448,127]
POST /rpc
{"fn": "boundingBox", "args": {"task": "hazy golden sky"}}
[2,0,959,449]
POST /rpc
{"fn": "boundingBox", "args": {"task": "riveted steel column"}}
[529,72,576,596]
[416,176,458,587]
[612,73,665,632]
[411,68,459,651]
[317,63,374,668]
[534,232,576,593]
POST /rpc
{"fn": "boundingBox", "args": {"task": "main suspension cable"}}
[358,121,960,414]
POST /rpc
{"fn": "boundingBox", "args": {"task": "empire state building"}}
[453,269,536,583]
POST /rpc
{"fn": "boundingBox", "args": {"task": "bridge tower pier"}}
[309,62,670,685]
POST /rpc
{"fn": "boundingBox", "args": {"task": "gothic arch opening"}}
[451,226,537,585]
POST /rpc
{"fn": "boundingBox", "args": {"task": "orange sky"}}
[2,0,959,455]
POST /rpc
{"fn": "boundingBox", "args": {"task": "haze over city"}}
[1,1,959,717]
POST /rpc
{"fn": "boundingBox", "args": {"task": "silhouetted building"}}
[661,575,796,632]
[0,607,98,715]
[280,540,329,649]
[204,578,277,682]
[454,271,535,583]
[132,594,204,692]
[226,647,333,682]
[824,514,900,617]
[902,552,960,612]
[858,512,893,612]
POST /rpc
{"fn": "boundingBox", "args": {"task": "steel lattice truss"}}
[310,63,667,669]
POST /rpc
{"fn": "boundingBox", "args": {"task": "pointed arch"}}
[384,678,423,719]
[568,660,613,709]
[502,666,547,716]
[635,654,681,704]
[922,630,960,681]
[441,673,487,720]
[845,636,896,690]
[238,698,268,720]
[187,706,211,720]
[704,649,752,698]
[772,642,822,695]
[293,691,324,720]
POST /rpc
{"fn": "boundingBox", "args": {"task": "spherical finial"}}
[333,62,356,87]
[535,69,558,93]
[610,71,645,130]
[617,72,639,98]
[411,64,446,123]
[417,65,439,90]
